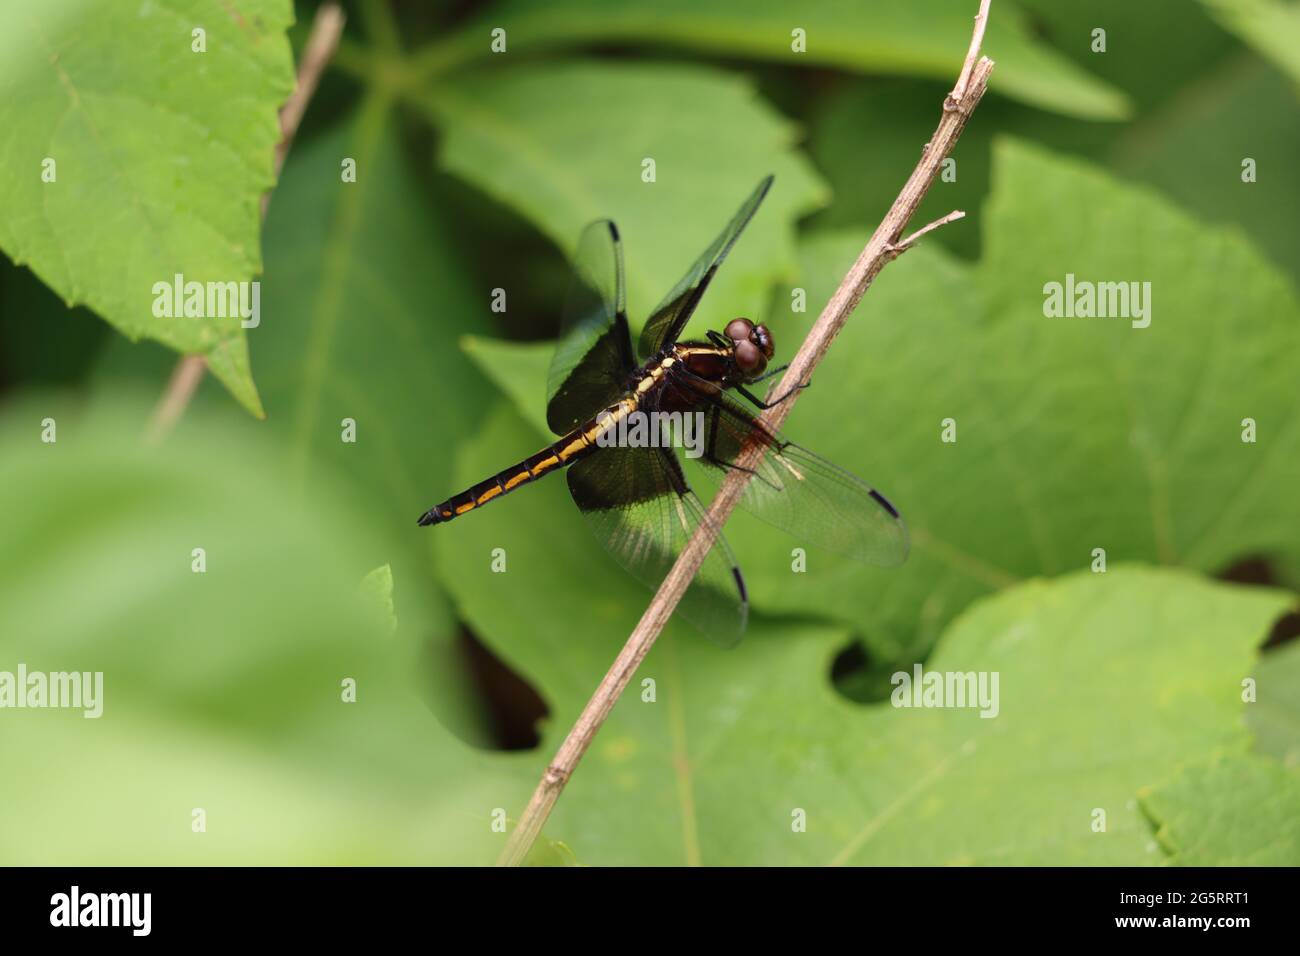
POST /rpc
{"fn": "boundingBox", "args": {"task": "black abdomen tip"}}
[417,508,447,527]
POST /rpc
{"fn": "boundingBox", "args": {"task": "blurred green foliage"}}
[0,0,1297,865]
[0,396,533,863]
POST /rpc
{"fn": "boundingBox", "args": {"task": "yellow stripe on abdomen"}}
[502,470,530,491]
[423,401,636,525]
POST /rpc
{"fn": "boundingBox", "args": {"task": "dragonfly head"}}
[724,318,775,381]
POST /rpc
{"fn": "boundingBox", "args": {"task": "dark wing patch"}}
[547,220,636,435]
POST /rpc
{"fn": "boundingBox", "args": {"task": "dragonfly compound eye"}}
[735,339,765,373]
[725,318,754,343]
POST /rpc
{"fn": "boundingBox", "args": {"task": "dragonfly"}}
[419,177,907,646]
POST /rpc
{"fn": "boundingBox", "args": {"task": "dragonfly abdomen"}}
[417,409,623,526]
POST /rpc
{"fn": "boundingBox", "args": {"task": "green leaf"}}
[1197,0,1300,85]
[422,60,827,336]
[1141,752,1300,865]
[0,1,296,417]
[1249,640,1300,766]
[0,395,536,864]
[426,0,1130,119]
[432,418,1291,864]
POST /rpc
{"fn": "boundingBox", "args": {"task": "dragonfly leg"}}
[737,378,808,410]
[703,403,782,491]
[748,363,788,384]
[704,450,782,491]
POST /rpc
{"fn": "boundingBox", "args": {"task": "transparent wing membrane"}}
[693,395,908,567]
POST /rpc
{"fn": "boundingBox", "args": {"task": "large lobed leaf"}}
[0,0,296,416]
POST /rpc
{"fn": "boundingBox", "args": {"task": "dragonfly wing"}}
[568,445,748,647]
[636,176,773,361]
[547,220,636,436]
[692,394,908,566]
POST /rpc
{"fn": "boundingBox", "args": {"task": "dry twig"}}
[947,0,992,110]
[497,5,997,867]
